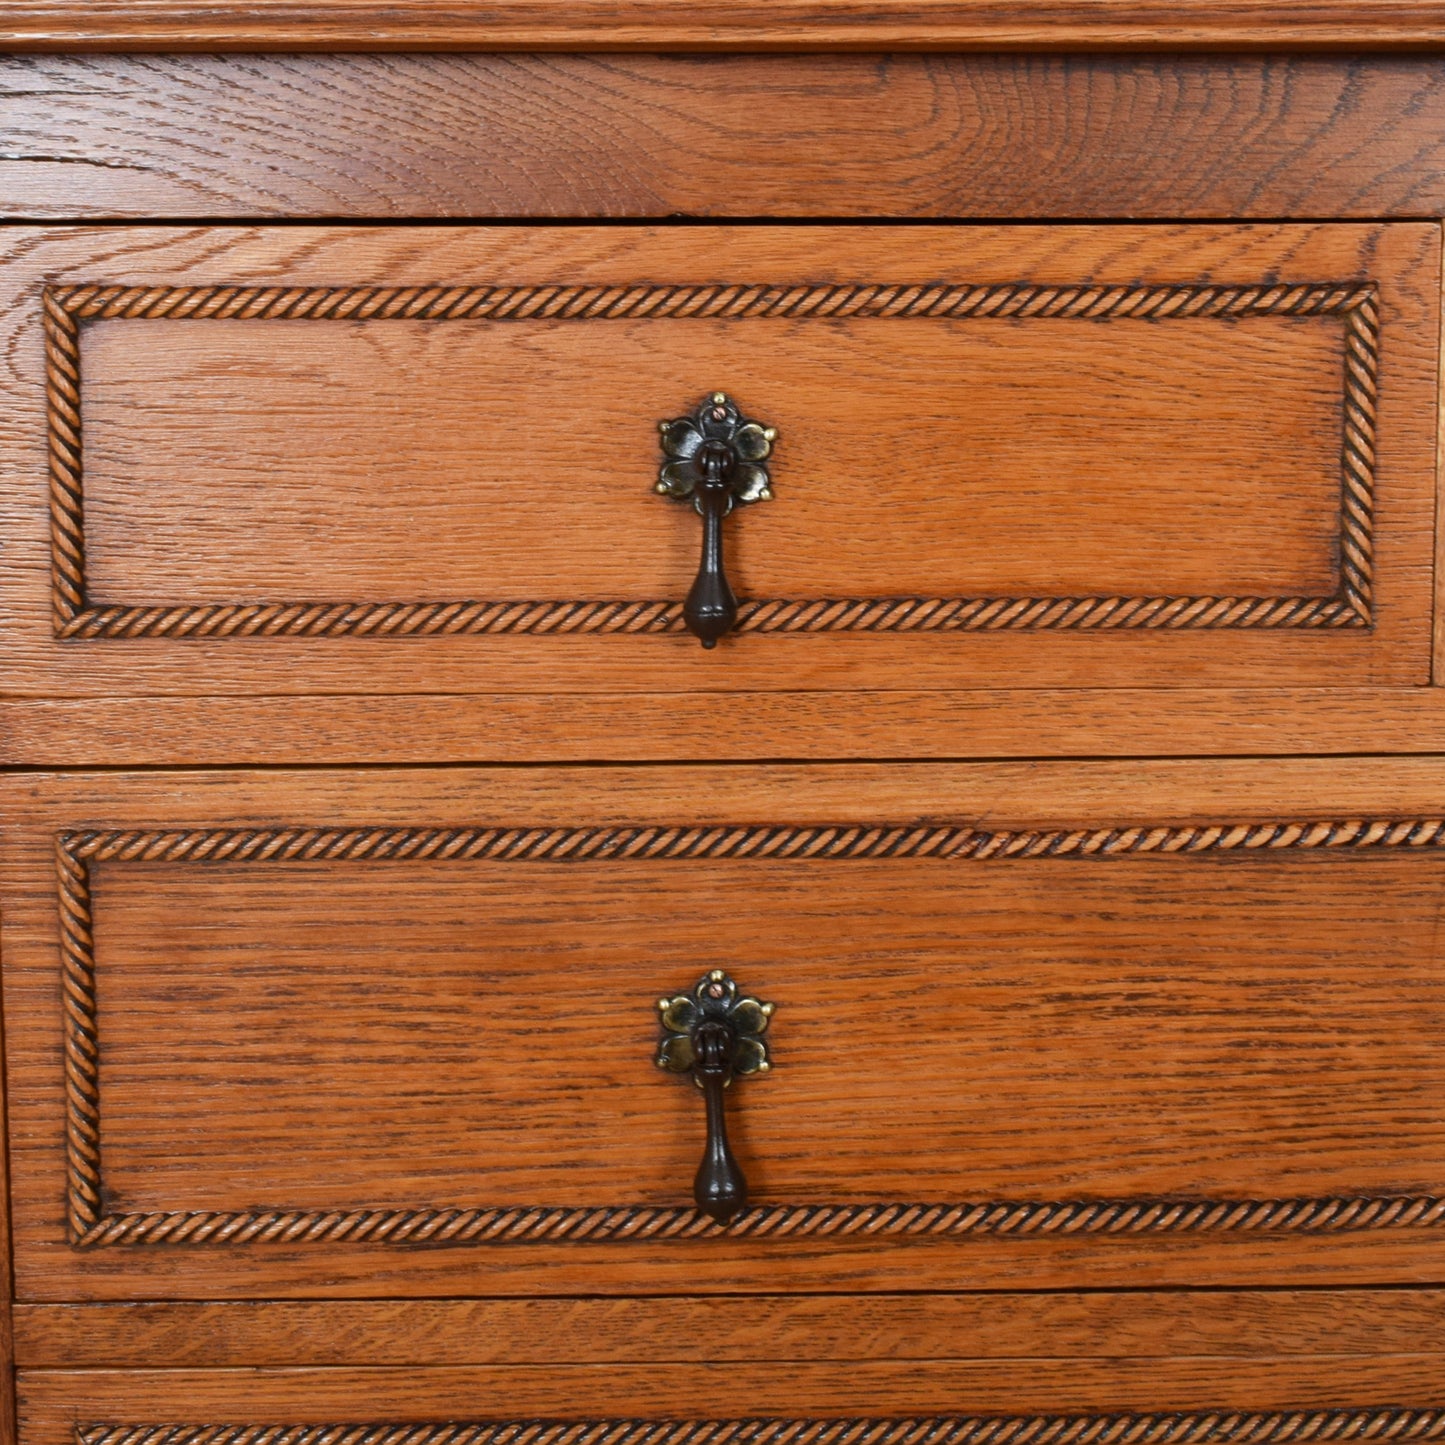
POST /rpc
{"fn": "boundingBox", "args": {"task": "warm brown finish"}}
[57,1411,1445,1445]
[7,1,1445,51]
[2,221,1435,697]
[45,276,1381,640]
[18,1367,1445,1436]
[11,21,1445,1417]
[35,687,1445,765]
[12,56,1445,222]
[12,760,1445,1299]
[0,1000,15,1445]
[46,276,1382,641]
[16,1289,1445,1367]
[51,814,1445,1248]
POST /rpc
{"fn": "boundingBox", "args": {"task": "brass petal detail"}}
[730,998,772,1037]
[733,1036,769,1075]
[733,463,771,504]
[658,459,698,497]
[659,994,699,1033]
[657,1032,696,1073]
[731,422,773,461]
[659,418,704,460]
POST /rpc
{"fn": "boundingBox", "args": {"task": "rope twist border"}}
[43,280,1377,640]
[69,1411,1445,1445]
[59,815,1445,1248]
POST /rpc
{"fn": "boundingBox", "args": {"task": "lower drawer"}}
[7,759,1445,1300]
[15,1337,1445,1441]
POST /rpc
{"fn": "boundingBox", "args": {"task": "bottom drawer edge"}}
[16,1363,1445,1440]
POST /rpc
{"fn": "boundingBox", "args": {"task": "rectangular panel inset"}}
[55,816,1445,1248]
[52,280,1374,639]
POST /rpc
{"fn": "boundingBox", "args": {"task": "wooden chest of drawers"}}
[6,6,1445,1437]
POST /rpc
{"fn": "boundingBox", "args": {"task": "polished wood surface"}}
[69,837,1443,1200]
[6,1,1445,51]
[70,294,1362,605]
[17,1289,1445,1367]
[41,1411,1445,1445]
[27,687,1445,765]
[1,222,1435,697]
[17,1363,1445,1437]
[0,996,15,1445]
[11,55,1445,222]
[5,25,1445,1412]
[11,760,1445,1298]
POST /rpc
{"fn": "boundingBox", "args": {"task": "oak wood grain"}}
[17,1363,1445,1437]
[71,838,1445,1201]
[0,926,15,1445]
[68,292,1358,604]
[11,55,1445,221]
[64,1411,1445,1445]
[25,688,1445,765]
[1435,213,1445,682]
[16,1289,1445,1368]
[5,28,1445,1408]
[13,760,1445,1298]
[6,1,1445,51]
[0,222,1436,697]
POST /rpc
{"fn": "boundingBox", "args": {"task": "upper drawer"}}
[0,222,1435,699]
[9,759,1445,1302]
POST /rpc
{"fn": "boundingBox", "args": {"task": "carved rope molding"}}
[43,280,1378,640]
[69,1415,1445,1445]
[58,815,1445,1248]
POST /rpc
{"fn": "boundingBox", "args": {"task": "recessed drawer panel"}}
[0,222,1435,697]
[8,760,1445,1300]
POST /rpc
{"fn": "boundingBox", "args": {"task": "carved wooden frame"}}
[68,1412,1445,1445]
[43,280,1378,640]
[58,815,1445,1248]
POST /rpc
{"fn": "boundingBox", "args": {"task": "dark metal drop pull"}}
[656,969,775,1223]
[656,393,776,648]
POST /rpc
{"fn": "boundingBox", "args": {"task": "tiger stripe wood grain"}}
[8,34,1445,1405]
[23,687,1445,766]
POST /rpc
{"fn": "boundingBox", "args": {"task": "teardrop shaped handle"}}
[656,393,776,649]
[656,969,775,1224]
[684,447,740,649]
[694,1021,748,1220]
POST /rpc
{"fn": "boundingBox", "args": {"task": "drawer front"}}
[0,222,1436,698]
[14,1367,1445,1442]
[8,760,1445,1300]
